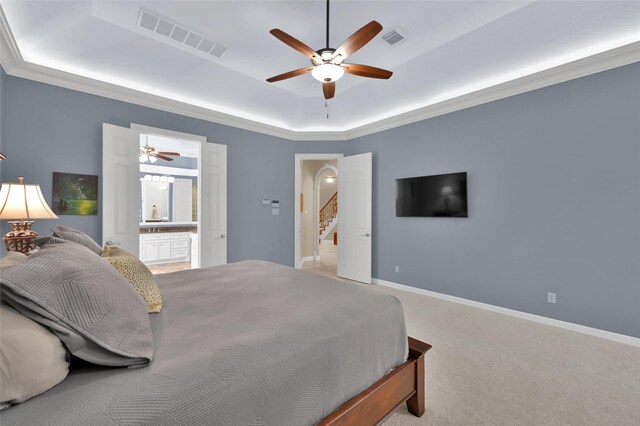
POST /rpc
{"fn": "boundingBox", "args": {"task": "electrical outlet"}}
[394,265,400,273]
[547,292,556,304]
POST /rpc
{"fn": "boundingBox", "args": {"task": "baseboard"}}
[299,256,319,267]
[372,278,640,348]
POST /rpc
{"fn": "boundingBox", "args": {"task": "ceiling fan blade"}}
[267,67,314,83]
[156,151,181,156]
[323,82,335,100]
[333,21,383,60]
[343,64,393,79]
[270,29,321,61]
[153,154,174,161]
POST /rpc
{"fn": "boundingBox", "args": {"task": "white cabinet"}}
[158,241,171,260]
[143,241,159,262]
[140,231,193,264]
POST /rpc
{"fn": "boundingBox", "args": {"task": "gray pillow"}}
[0,251,28,267]
[0,239,153,368]
[52,225,102,255]
[0,302,70,409]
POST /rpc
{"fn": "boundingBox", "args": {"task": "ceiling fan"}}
[266,0,392,100]
[139,141,181,163]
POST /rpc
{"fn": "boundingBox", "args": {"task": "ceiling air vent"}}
[382,27,408,46]
[136,8,230,60]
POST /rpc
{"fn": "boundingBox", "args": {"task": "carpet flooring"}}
[303,246,640,425]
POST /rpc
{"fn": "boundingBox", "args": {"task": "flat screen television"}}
[396,172,468,217]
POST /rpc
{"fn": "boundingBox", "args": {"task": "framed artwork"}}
[52,172,98,215]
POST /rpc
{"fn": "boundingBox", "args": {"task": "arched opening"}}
[313,164,338,260]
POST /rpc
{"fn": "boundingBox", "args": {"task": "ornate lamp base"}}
[3,221,38,253]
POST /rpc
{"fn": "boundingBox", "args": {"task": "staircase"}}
[319,192,338,243]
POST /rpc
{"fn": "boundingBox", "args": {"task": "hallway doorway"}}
[294,153,342,275]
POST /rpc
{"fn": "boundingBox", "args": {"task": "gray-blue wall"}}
[0,69,345,266]
[346,62,640,338]
[1,62,638,338]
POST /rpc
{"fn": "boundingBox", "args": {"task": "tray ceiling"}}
[2,1,640,138]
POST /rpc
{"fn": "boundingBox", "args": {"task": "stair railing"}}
[319,192,338,234]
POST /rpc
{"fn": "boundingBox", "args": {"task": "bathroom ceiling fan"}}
[139,143,181,163]
[266,0,392,99]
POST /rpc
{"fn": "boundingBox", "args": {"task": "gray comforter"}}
[1,260,408,425]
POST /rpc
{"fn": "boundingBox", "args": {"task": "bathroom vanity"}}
[139,223,197,265]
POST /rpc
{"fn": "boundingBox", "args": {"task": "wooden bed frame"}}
[318,336,432,425]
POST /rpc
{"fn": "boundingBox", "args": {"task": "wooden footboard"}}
[317,336,432,426]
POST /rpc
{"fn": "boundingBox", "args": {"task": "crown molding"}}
[0,5,21,71]
[344,41,640,140]
[1,6,639,142]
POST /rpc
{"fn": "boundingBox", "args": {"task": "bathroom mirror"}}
[142,180,169,222]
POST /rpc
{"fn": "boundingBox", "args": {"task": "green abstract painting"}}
[52,172,98,215]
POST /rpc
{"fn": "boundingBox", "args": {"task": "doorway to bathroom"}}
[139,133,199,274]
[102,123,227,272]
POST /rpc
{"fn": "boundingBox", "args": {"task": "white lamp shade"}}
[311,64,345,83]
[0,180,58,220]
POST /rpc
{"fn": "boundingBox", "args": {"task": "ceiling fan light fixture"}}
[139,154,149,163]
[149,156,158,163]
[312,63,344,83]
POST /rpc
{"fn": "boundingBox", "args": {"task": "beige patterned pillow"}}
[102,253,163,313]
[101,245,136,258]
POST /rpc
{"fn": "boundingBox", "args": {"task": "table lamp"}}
[0,176,58,253]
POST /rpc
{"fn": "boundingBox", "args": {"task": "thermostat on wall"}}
[261,198,270,205]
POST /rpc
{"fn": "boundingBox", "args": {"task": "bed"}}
[1,260,431,425]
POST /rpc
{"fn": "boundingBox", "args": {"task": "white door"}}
[102,124,139,254]
[172,179,193,223]
[199,142,227,268]
[337,152,372,284]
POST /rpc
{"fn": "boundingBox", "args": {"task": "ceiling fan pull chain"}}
[325,101,329,119]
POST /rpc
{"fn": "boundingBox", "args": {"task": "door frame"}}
[130,124,223,268]
[294,153,343,269]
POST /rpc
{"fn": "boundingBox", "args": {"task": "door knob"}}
[361,233,370,237]
[219,234,226,239]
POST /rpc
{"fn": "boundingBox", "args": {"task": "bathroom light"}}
[144,175,152,181]
[168,177,175,183]
[311,64,344,83]
[152,175,160,182]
